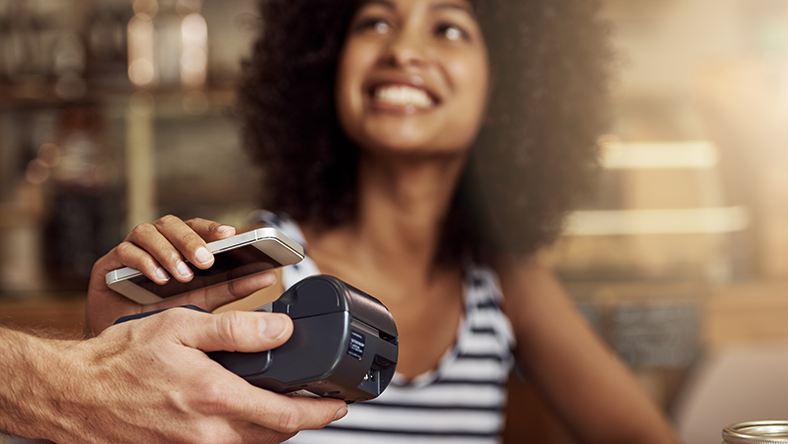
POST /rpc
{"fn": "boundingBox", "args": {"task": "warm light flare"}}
[181,13,208,89]
[128,14,156,87]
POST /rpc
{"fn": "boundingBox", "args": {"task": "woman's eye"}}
[355,18,391,35]
[437,24,468,41]
[374,21,391,34]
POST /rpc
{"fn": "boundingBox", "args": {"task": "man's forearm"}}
[0,326,73,441]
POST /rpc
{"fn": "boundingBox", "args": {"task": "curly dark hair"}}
[239,0,611,264]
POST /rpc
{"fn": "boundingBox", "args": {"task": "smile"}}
[372,84,435,109]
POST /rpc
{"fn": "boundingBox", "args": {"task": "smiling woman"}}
[227,0,680,443]
[240,0,611,262]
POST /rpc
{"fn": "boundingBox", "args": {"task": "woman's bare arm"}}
[495,258,680,444]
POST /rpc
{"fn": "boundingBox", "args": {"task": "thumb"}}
[173,309,293,353]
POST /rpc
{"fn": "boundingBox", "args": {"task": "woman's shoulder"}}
[490,256,552,292]
[488,256,569,317]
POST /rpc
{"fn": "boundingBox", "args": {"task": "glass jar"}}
[723,421,788,444]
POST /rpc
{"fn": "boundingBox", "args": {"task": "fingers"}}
[166,270,278,312]
[185,217,237,242]
[159,308,348,435]
[122,215,236,285]
[233,387,349,434]
[114,237,176,285]
[174,309,293,353]
[194,379,347,439]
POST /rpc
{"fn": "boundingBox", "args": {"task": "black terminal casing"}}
[210,275,398,403]
[115,275,399,404]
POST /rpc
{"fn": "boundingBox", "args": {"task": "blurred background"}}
[2,0,788,442]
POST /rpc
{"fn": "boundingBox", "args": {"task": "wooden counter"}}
[0,293,87,338]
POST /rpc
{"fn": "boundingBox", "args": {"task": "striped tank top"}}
[253,212,516,444]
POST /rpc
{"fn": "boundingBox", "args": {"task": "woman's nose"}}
[381,27,430,68]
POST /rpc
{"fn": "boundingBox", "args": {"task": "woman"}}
[87,0,680,442]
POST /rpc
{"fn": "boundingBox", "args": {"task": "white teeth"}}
[374,85,434,108]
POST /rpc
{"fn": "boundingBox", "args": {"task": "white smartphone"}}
[105,227,304,305]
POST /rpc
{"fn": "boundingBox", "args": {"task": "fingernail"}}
[194,247,212,265]
[259,315,288,340]
[333,407,348,421]
[154,267,169,282]
[176,261,193,278]
[217,225,233,234]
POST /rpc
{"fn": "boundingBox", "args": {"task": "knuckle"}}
[153,214,181,228]
[226,279,243,298]
[206,220,223,232]
[207,222,222,234]
[217,311,244,349]
[185,217,206,227]
[114,241,136,257]
[275,409,304,434]
[130,222,156,237]
[159,308,192,329]
[200,382,237,415]
[175,229,203,248]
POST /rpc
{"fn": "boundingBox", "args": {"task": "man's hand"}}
[0,308,348,444]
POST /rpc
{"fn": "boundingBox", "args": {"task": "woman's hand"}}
[86,215,278,336]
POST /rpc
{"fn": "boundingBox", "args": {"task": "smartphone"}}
[105,227,304,305]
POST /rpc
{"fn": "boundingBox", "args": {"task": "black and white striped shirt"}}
[254,212,516,444]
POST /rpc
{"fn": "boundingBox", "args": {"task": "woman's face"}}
[336,0,489,156]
